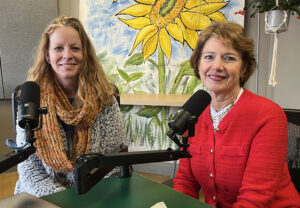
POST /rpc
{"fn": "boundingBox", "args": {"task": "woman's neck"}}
[57,79,78,98]
[210,87,241,112]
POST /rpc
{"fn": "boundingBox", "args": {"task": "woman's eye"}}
[204,55,214,60]
[72,46,81,51]
[54,46,62,51]
[225,56,236,61]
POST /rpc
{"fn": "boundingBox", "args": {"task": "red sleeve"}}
[173,157,201,199]
[233,104,288,207]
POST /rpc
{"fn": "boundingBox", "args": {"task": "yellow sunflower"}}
[116,0,228,60]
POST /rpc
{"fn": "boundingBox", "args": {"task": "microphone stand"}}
[74,115,198,195]
[0,128,36,173]
[0,108,47,173]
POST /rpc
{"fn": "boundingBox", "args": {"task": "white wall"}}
[267,16,300,109]
[57,0,79,17]
[244,12,300,109]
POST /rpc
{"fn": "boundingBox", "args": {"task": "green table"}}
[42,172,212,208]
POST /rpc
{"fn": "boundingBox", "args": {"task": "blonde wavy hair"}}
[27,16,114,104]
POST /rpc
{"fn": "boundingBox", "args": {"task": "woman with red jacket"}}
[173,22,300,208]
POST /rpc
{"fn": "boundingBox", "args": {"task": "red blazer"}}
[173,89,300,208]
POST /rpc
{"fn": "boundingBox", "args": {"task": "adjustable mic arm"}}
[0,132,36,174]
[0,129,37,174]
[75,114,198,195]
[0,145,36,173]
[74,143,192,195]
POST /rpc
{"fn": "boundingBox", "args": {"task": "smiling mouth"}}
[208,75,225,81]
[59,64,76,67]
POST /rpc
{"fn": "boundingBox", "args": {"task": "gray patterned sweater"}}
[14,97,125,197]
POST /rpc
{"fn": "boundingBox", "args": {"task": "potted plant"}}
[242,0,300,87]
[244,0,300,33]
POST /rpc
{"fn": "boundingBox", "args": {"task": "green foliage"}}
[146,119,155,148]
[128,72,144,82]
[120,105,134,113]
[169,60,195,94]
[98,49,202,149]
[118,68,130,82]
[97,51,107,60]
[180,60,195,76]
[118,68,144,83]
[245,0,300,17]
[124,53,144,67]
[147,58,158,69]
[136,106,162,118]
[183,76,202,94]
[116,67,145,93]
[118,52,202,148]
[132,119,146,145]
[133,90,148,94]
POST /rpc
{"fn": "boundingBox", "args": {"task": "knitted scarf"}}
[34,80,102,173]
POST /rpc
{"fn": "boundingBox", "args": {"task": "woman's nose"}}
[63,48,73,59]
[212,57,224,70]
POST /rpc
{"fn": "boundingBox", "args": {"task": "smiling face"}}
[198,36,244,98]
[45,26,83,86]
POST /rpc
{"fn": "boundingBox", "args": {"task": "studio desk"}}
[42,172,212,208]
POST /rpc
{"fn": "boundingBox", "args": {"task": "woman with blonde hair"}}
[14,16,125,197]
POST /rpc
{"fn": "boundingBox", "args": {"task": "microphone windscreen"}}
[19,81,40,107]
[182,90,211,116]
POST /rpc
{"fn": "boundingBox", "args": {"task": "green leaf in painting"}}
[118,83,126,93]
[124,53,144,67]
[97,51,107,61]
[182,68,194,76]
[118,68,130,82]
[129,72,144,82]
[147,120,155,148]
[183,76,201,94]
[120,105,134,113]
[181,60,194,76]
[151,115,161,127]
[132,90,147,94]
[136,106,162,118]
[147,58,158,69]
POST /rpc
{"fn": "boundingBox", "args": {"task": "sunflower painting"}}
[79,0,245,151]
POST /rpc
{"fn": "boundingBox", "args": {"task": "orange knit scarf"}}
[34,80,102,173]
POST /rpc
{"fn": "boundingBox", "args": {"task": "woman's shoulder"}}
[242,89,281,107]
[239,89,285,117]
[96,96,120,120]
[101,96,119,111]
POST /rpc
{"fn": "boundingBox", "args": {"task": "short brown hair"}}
[190,22,256,87]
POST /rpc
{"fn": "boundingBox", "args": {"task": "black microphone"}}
[168,90,211,137]
[0,82,43,173]
[18,81,40,130]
